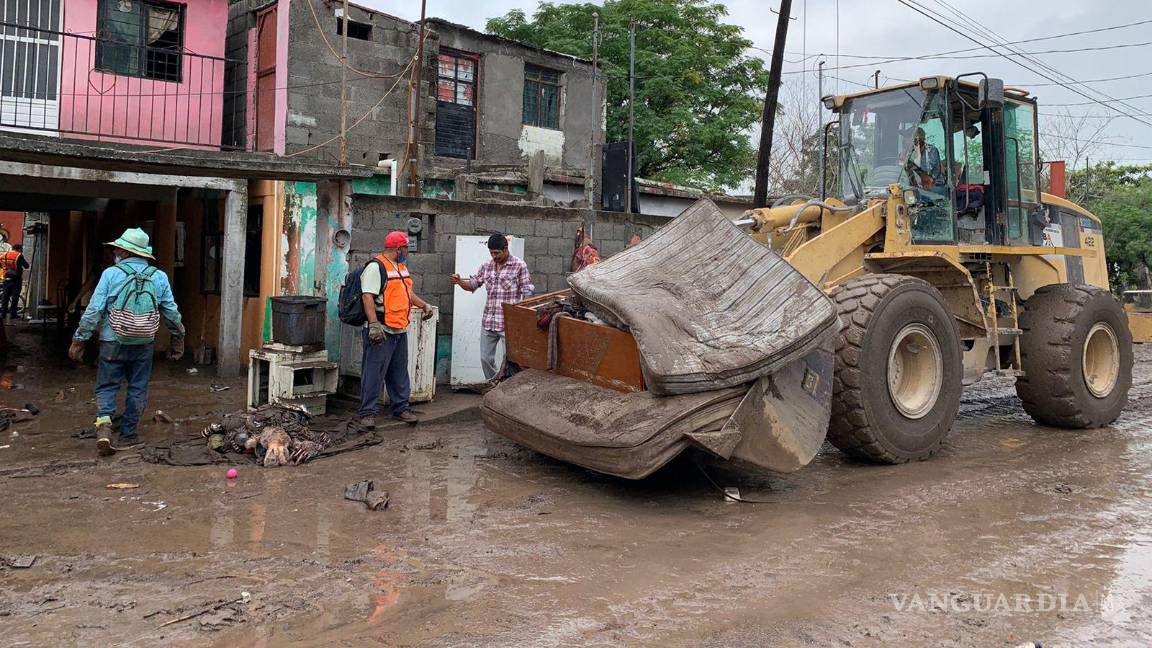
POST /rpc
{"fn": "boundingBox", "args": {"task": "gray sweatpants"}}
[481,329,504,380]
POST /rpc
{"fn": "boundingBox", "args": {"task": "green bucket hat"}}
[106,227,155,260]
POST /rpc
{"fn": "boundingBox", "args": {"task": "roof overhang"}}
[0,132,375,182]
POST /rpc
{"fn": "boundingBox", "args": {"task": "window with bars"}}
[435,50,478,159]
[95,0,184,83]
[523,64,560,129]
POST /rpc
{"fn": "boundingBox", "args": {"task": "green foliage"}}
[1067,162,1152,291]
[486,0,770,191]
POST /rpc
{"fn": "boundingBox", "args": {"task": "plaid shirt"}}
[471,255,534,332]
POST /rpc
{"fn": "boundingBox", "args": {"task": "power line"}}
[778,18,1152,62]
[896,0,1152,129]
[1046,93,1152,107]
[925,0,1152,130]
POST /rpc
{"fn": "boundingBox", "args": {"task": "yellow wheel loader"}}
[481,75,1134,478]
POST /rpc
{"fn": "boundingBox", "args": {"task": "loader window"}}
[839,87,927,199]
[1005,101,1039,244]
[906,91,954,243]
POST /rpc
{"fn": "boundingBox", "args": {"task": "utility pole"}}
[873,70,881,88]
[409,0,428,197]
[752,0,793,208]
[587,12,600,210]
[625,19,636,214]
[818,58,826,198]
[338,0,349,164]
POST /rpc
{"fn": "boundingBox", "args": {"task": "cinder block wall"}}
[349,195,669,335]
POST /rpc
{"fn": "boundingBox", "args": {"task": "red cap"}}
[384,231,409,249]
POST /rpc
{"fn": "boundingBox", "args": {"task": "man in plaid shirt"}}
[450,233,534,380]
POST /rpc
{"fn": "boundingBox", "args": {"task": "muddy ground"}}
[1,328,1150,647]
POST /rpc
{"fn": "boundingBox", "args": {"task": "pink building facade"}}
[0,0,230,149]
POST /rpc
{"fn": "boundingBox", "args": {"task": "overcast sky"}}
[358,0,1152,172]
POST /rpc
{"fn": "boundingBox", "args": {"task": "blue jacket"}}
[74,258,184,343]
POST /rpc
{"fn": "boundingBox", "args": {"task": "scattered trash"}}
[209,384,230,392]
[226,468,238,479]
[105,483,141,490]
[186,368,198,375]
[0,445,9,449]
[153,410,174,424]
[73,428,97,440]
[723,487,741,502]
[157,592,251,629]
[23,403,38,416]
[2,555,37,568]
[344,479,390,510]
[144,500,168,512]
[54,390,67,402]
[199,405,330,467]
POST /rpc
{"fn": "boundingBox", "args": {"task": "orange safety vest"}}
[377,255,413,330]
[0,251,19,281]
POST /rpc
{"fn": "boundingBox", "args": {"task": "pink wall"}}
[60,0,229,149]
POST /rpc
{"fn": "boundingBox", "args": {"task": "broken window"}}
[523,64,560,129]
[95,0,184,83]
[435,49,478,159]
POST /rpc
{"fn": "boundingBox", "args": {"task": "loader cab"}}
[834,75,1042,247]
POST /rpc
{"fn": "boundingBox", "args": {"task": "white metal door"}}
[0,0,62,133]
[451,236,525,387]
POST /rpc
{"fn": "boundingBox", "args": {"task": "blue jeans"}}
[1,278,20,318]
[96,342,154,440]
[358,328,410,417]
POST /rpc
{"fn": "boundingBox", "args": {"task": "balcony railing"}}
[0,20,247,150]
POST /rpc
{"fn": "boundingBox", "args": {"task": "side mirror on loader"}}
[979,78,1005,108]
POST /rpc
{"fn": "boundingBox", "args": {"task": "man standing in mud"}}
[450,233,534,381]
[69,228,185,456]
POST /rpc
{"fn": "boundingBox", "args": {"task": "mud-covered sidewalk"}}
[1,328,1150,647]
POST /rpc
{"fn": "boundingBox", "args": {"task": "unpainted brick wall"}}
[348,195,669,334]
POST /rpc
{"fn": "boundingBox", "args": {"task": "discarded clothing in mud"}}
[141,405,385,467]
[566,199,838,396]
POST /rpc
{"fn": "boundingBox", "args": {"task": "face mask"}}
[396,250,407,264]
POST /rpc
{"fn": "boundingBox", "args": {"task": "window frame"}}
[523,63,561,130]
[95,0,186,83]
[436,49,477,108]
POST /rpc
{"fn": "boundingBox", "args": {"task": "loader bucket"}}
[480,346,834,479]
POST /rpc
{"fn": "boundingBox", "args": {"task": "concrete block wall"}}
[348,195,669,335]
[283,0,437,165]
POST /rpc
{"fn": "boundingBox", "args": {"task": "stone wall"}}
[348,195,670,335]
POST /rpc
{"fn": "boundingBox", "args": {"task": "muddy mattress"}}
[482,369,746,479]
[568,199,838,396]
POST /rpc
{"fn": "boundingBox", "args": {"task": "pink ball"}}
[226,468,238,479]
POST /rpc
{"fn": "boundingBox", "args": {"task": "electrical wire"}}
[924,0,1152,129]
[286,55,416,158]
[896,0,1152,129]
[1041,132,1152,150]
[303,0,406,79]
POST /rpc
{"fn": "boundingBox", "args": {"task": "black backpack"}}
[338,257,387,326]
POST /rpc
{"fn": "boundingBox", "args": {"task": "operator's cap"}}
[384,231,409,249]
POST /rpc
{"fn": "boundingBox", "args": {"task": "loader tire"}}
[1016,284,1132,428]
[828,274,963,463]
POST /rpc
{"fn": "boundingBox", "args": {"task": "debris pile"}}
[202,405,332,467]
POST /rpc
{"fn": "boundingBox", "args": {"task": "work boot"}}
[350,415,376,431]
[95,419,116,457]
[393,410,420,425]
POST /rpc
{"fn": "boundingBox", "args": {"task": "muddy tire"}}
[828,274,963,463]
[1016,284,1132,428]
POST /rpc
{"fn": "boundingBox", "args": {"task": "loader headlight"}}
[903,189,919,206]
